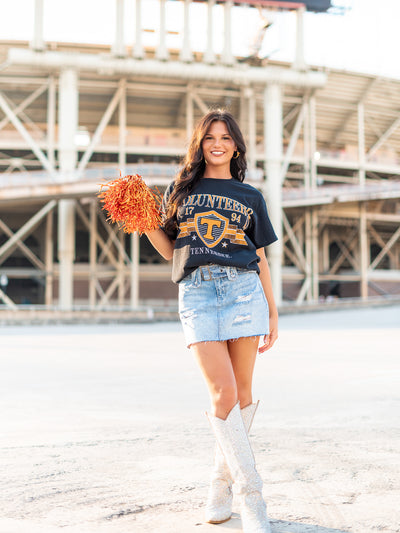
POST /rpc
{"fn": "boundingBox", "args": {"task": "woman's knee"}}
[237,383,252,409]
[211,382,237,417]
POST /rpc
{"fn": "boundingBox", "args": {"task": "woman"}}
[146,110,278,533]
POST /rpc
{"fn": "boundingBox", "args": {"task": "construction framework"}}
[0,0,399,311]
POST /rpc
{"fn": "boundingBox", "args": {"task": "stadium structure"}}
[0,0,400,316]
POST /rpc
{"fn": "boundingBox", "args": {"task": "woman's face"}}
[201,121,237,169]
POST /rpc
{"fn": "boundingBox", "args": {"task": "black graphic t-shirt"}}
[162,177,277,283]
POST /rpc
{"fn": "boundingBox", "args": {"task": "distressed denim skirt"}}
[178,264,269,348]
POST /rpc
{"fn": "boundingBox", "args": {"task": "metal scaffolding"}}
[0,0,399,311]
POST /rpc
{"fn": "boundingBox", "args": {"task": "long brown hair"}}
[163,109,247,238]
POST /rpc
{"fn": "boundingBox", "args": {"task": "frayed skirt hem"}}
[187,333,266,350]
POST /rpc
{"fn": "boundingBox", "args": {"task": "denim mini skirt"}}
[178,264,269,347]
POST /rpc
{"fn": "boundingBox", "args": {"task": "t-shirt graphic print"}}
[162,178,277,283]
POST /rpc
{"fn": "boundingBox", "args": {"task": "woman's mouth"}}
[210,151,224,156]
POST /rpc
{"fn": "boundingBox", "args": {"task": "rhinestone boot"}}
[205,402,259,524]
[207,403,271,533]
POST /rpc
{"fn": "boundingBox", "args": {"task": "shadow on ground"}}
[197,514,350,532]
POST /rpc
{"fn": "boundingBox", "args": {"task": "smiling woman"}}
[144,109,278,531]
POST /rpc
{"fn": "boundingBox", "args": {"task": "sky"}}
[0,0,399,80]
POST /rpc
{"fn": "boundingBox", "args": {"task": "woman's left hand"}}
[258,314,278,354]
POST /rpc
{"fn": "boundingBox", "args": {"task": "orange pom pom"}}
[98,174,162,234]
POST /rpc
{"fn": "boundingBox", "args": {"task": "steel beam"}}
[330,77,377,145]
[0,92,54,174]
[0,287,17,310]
[0,200,56,264]
[78,81,124,174]
[367,113,400,159]
[280,103,305,182]
[0,219,45,270]
[0,83,48,132]
[369,226,400,270]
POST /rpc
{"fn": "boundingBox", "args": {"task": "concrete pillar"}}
[119,80,127,305]
[47,76,56,170]
[358,102,366,187]
[130,233,140,309]
[45,211,53,307]
[156,0,169,61]
[58,68,78,310]
[304,209,312,301]
[134,0,144,59]
[359,203,368,299]
[112,0,126,57]
[311,209,319,300]
[321,227,330,272]
[180,0,193,62]
[293,6,306,71]
[246,87,257,178]
[303,98,310,190]
[203,0,216,64]
[186,87,194,143]
[31,0,44,51]
[118,79,127,174]
[89,200,97,310]
[263,84,283,305]
[309,96,317,189]
[221,1,234,65]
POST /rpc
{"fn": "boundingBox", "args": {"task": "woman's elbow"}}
[162,250,173,261]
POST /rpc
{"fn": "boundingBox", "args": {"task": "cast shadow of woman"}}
[216,515,350,532]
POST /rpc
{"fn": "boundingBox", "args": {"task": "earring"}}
[233,151,240,159]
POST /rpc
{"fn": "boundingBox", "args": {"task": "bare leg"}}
[228,336,259,408]
[194,337,263,526]
[191,341,237,419]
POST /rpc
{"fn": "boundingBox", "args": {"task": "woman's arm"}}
[256,247,278,353]
[145,228,175,261]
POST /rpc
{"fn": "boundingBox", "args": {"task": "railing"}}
[0,164,180,189]
[1,164,400,205]
[0,164,264,189]
[282,180,400,201]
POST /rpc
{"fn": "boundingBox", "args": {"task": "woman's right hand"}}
[258,313,278,354]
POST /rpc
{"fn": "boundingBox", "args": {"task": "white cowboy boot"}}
[207,403,271,533]
[205,402,259,524]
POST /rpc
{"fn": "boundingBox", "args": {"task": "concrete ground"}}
[0,306,399,533]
